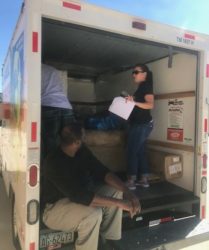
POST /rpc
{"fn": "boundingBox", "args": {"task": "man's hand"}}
[124,191,141,215]
[118,200,136,218]
[90,195,138,218]
[104,173,141,217]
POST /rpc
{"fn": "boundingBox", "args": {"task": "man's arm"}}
[89,172,140,218]
[104,172,130,193]
[90,195,135,217]
[104,172,141,215]
[82,146,141,216]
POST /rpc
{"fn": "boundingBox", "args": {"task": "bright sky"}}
[1,0,209,92]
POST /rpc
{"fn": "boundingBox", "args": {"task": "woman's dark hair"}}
[60,123,84,146]
[135,63,153,84]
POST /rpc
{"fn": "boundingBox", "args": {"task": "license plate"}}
[40,231,74,248]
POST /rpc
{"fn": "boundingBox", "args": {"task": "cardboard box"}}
[148,149,183,180]
[85,130,126,172]
[84,130,126,146]
[88,146,126,172]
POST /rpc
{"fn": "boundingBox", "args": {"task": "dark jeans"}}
[41,106,75,161]
[127,120,153,179]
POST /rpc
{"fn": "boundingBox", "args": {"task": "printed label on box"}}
[169,163,182,175]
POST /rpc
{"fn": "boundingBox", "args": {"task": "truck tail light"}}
[29,165,38,187]
[27,200,39,225]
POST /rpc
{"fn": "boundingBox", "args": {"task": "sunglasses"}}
[132,70,144,75]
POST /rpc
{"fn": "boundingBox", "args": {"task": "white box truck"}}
[1,0,209,249]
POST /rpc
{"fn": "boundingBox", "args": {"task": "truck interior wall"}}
[94,53,196,104]
[149,54,197,192]
[95,71,136,101]
[68,78,97,116]
[68,78,96,102]
[149,53,197,93]
[149,53,197,193]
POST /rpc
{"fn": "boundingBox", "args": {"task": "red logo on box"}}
[167,128,183,142]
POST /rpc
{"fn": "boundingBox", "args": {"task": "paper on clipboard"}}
[108,97,135,120]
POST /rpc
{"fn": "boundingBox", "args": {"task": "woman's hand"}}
[125,95,135,102]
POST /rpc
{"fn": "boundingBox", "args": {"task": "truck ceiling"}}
[42,18,197,79]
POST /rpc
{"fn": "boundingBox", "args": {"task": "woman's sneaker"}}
[136,178,150,188]
[126,180,136,190]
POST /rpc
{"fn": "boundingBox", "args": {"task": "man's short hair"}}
[60,123,84,146]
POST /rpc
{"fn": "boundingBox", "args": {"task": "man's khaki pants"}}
[43,185,123,250]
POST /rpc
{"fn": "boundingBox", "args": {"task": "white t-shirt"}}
[41,64,72,109]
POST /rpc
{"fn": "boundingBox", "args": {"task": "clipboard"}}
[109,97,135,120]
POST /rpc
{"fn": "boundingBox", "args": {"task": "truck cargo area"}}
[40,17,200,248]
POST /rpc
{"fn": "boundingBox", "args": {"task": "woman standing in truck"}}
[126,64,154,190]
